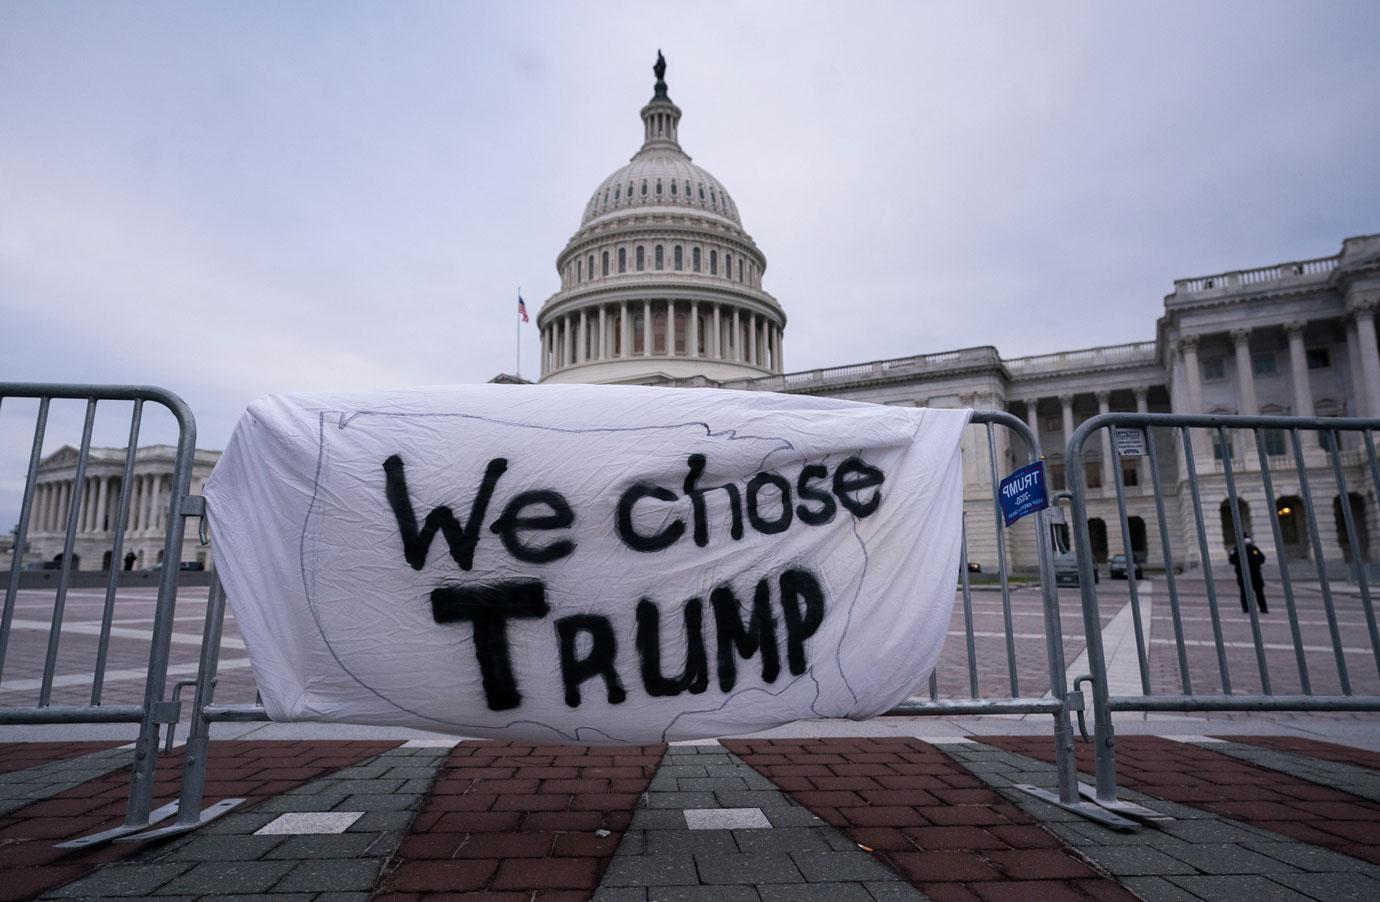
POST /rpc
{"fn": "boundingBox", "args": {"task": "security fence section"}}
[0,383,202,846]
[1066,412,1380,809]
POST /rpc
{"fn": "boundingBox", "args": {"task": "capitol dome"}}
[538,53,785,384]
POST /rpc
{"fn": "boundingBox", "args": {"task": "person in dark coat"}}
[1228,535,1268,613]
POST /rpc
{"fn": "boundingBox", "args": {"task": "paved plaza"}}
[2,574,1379,900]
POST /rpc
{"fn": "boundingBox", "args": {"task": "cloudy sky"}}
[2,0,1378,524]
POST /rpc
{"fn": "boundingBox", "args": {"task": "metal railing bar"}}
[958,519,979,698]
[1108,429,1150,695]
[1106,694,1380,713]
[1145,425,1191,694]
[1253,427,1309,694]
[40,399,98,706]
[1181,426,1232,694]
[0,397,50,683]
[1218,426,1271,695]
[91,400,144,705]
[1324,429,1379,680]
[171,576,229,828]
[1290,428,1349,693]
[985,422,1019,697]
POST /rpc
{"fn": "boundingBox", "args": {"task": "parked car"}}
[1054,552,1098,586]
[1109,553,1143,580]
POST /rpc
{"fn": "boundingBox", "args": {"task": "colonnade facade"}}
[542,299,783,376]
[30,471,174,537]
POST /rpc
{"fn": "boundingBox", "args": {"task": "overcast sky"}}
[2,0,1378,524]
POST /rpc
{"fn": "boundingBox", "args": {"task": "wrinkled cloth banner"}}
[204,385,971,744]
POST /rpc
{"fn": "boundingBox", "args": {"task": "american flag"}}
[518,295,529,323]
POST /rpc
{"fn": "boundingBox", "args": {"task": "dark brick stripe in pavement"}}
[979,735,1380,868]
[941,740,1380,902]
[724,736,1136,901]
[0,744,125,777]
[374,740,664,901]
[42,742,448,900]
[0,739,397,902]
[1224,735,1380,772]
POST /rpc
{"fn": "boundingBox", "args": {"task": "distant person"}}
[124,551,137,571]
[1228,535,1268,613]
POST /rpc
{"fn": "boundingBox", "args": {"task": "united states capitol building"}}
[18,56,1378,577]
[535,55,1379,576]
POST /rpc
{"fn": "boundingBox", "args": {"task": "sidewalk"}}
[2,721,1379,901]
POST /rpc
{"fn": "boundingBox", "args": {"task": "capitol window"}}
[1252,352,1276,376]
[1201,358,1226,381]
[1306,348,1331,369]
[641,180,648,197]
[656,179,662,195]
[636,246,645,271]
[577,258,583,282]
[693,247,701,272]
[633,311,645,354]
[614,186,620,200]
[588,254,595,279]
[619,247,627,273]
[674,245,683,270]
[602,251,610,276]
[698,184,704,200]
[725,252,733,279]
[655,245,664,270]
[709,250,718,275]
[670,181,677,196]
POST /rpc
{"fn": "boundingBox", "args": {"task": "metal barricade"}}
[1067,412,1380,812]
[0,382,202,846]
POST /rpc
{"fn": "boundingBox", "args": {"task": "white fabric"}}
[204,384,970,744]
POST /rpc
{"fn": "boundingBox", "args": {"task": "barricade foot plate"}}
[55,801,179,849]
[1076,783,1173,823]
[114,798,245,844]
[1014,784,1140,832]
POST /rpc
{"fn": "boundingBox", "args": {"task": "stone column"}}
[95,476,109,534]
[599,305,608,360]
[1285,321,1313,417]
[620,301,630,358]
[776,326,784,372]
[578,310,588,363]
[153,476,165,532]
[732,308,741,361]
[144,475,158,533]
[1096,391,1114,489]
[78,479,91,533]
[1353,301,1380,417]
[1231,327,1257,464]
[1345,313,1368,417]
[1179,335,1205,457]
[667,301,677,357]
[689,300,699,358]
[1024,399,1041,453]
[642,300,652,356]
[57,480,70,531]
[1060,394,1075,452]
[1134,387,1151,486]
[35,484,47,532]
[712,304,722,358]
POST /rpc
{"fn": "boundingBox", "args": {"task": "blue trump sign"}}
[998,461,1049,527]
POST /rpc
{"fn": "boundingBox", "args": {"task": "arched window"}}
[641,180,648,197]
[692,247,701,272]
[656,178,662,195]
[588,254,594,279]
[614,185,621,201]
[612,311,623,355]
[603,190,609,205]
[685,180,691,197]
[655,245,664,270]
[636,246,645,271]
[602,251,610,276]
[577,258,583,282]
[709,250,718,275]
[633,311,645,354]
[696,313,707,355]
[628,181,634,198]
[618,247,627,273]
[698,183,705,200]
[670,180,677,196]
[674,309,687,355]
[737,258,743,282]
[725,253,733,280]
[674,245,683,271]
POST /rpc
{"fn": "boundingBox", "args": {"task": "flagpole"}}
[515,286,521,380]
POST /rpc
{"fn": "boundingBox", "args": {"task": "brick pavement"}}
[375,740,663,901]
[0,740,396,901]
[980,735,1380,867]
[0,744,124,777]
[4,733,1380,899]
[725,736,1136,901]
[1227,734,1380,771]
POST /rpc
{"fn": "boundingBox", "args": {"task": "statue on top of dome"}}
[653,50,669,99]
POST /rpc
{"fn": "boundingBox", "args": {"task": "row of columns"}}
[1022,388,1153,488]
[1179,307,1380,423]
[542,301,783,374]
[31,473,170,535]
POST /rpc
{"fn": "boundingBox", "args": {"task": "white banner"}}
[204,384,970,744]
